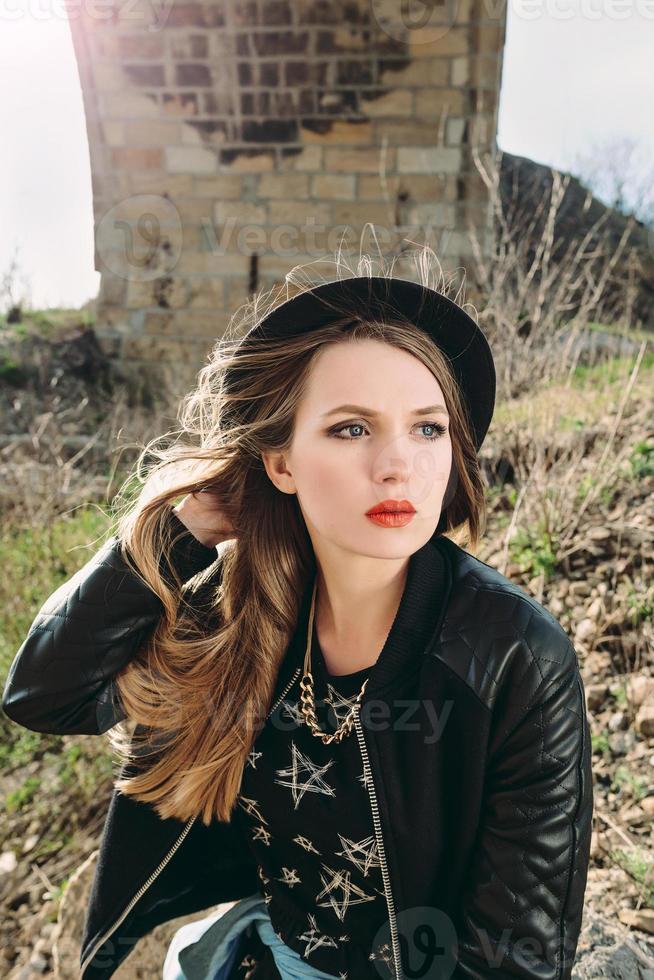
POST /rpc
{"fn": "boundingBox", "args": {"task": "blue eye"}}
[330,421,448,441]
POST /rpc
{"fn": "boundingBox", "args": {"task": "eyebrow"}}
[321,403,449,418]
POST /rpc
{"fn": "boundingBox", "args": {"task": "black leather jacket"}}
[2,510,593,980]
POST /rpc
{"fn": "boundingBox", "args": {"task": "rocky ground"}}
[1,316,652,978]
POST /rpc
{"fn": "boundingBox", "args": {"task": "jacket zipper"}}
[354,706,403,980]
[80,666,302,977]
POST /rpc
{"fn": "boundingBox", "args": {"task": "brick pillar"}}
[67,0,507,395]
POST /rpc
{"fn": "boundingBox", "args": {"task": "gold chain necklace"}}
[298,577,370,745]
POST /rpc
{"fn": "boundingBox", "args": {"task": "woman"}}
[2,246,593,980]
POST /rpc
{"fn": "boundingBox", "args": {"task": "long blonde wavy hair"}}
[108,241,488,825]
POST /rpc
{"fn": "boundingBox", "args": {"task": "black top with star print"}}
[234,617,392,980]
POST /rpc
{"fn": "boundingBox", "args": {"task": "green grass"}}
[570,350,654,387]
[6,776,41,814]
[610,765,649,802]
[591,730,611,759]
[0,505,115,683]
[610,846,654,908]
[493,352,654,429]
[0,507,117,776]
[584,320,653,344]
[508,525,559,582]
[0,306,96,340]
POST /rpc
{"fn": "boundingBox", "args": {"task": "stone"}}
[0,851,18,874]
[165,146,217,175]
[627,676,654,709]
[575,619,597,642]
[585,683,609,712]
[617,908,654,935]
[635,705,654,737]
[397,146,462,174]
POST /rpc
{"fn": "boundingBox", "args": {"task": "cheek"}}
[294,441,364,513]
[413,441,451,493]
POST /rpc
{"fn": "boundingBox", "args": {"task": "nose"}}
[374,454,411,485]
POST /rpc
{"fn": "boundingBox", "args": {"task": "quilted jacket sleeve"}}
[1,507,221,737]
[452,637,594,980]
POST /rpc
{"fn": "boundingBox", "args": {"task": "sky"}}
[0,1,652,311]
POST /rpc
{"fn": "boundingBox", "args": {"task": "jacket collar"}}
[276,533,453,697]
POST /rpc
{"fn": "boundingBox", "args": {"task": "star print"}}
[238,795,267,824]
[252,824,272,845]
[369,942,395,968]
[315,862,377,921]
[335,833,381,876]
[277,866,301,887]
[297,912,339,956]
[357,770,373,790]
[280,699,304,725]
[246,748,262,768]
[325,684,362,724]
[274,742,336,809]
[293,834,321,854]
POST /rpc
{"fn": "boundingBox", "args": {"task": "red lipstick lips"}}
[366,499,416,528]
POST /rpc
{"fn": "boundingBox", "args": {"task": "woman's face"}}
[263,338,453,559]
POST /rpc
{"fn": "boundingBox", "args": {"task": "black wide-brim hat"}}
[229,276,496,452]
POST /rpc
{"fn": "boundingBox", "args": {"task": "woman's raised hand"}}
[173,490,240,548]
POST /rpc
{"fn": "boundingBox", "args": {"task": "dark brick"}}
[267,91,296,116]
[237,61,253,85]
[162,92,199,116]
[164,2,225,27]
[280,145,307,161]
[176,63,212,86]
[252,30,309,56]
[378,57,412,76]
[316,28,371,53]
[337,59,374,85]
[261,0,292,24]
[190,35,209,58]
[241,92,255,114]
[300,119,333,135]
[285,60,308,85]
[187,120,229,140]
[310,61,331,85]
[362,86,391,102]
[236,34,251,56]
[260,62,279,86]
[297,0,341,24]
[241,118,298,142]
[221,147,276,165]
[234,0,258,26]
[315,89,359,113]
[298,89,315,113]
[344,1,370,22]
[165,3,204,26]
[124,64,165,86]
[201,3,226,27]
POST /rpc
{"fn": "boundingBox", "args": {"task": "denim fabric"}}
[162,892,338,980]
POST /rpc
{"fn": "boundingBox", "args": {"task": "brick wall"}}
[67,0,507,394]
